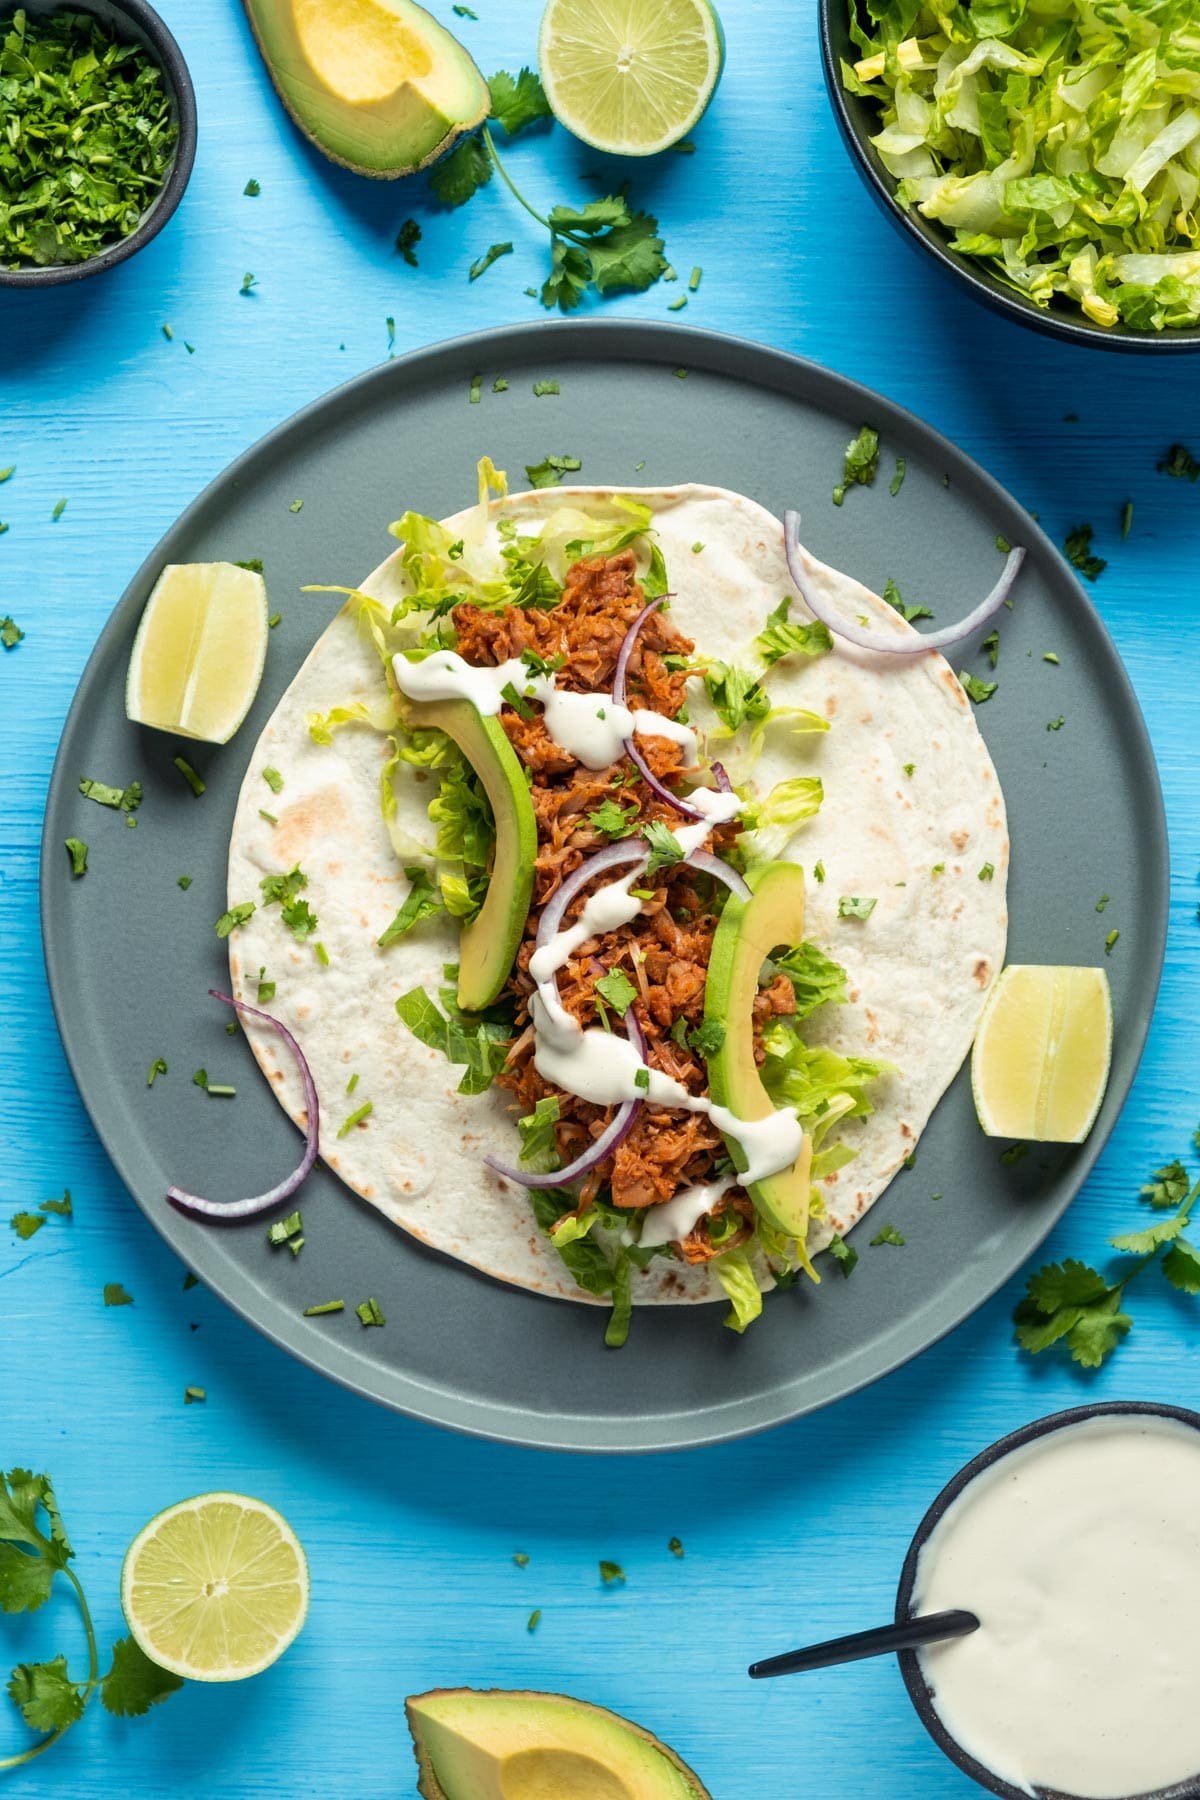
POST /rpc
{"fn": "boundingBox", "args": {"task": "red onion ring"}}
[535,841,649,955]
[167,989,319,1221]
[485,1011,648,1190]
[783,510,1025,656]
[624,736,706,819]
[685,849,752,901]
[612,597,668,709]
[712,762,733,793]
[612,595,707,820]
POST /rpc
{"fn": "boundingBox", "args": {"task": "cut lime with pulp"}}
[125,562,268,744]
[538,0,724,156]
[972,964,1112,1144]
[121,1492,308,1682]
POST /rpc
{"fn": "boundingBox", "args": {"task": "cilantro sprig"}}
[1014,1149,1200,1368]
[0,1470,180,1770]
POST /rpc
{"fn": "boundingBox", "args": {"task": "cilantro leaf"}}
[429,135,492,208]
[7,1657,84,1733]
[827,1233,858,1278]
[214,901,255,939]
[79,776,141,811]
[599,1560,626,1585]
[1023,1258,1111,1313]
[1141,1161,1191,1208]
[378,866,444,946]
[837,895,877,920]
[870,1223,905,1247]
[0,1470,71,1559]
[101,1635,183,1717]
[595,968,638,1014]
[688,1019,726,1057]
[1159,444,1200,481]
[488,67,553,136]
[525,454,583,489]
[540,237,592,311]
[1064,1290,1133,1368]
[548,198,630,235]
[0,1544,54,1614]
[1,615,23,649]
[1163,1237,1200,1295]
[588,799,639,838]
[584,209,668,296]
[469,241,513,282]
[883,578,933,624]
[1110,1215,1188,1256]
[1064,524,1106,582]
[959,670,997,704]
[643,820,685,876]
[10,1213,44,1240]
[103,1283,133,1307]
[395,219,421,266]
[832,425,880,505]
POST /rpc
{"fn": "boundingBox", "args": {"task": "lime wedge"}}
[125,562,268,744]
[121,1492,308,1682]
[972,964,1112,1144]
[538,0,724,156]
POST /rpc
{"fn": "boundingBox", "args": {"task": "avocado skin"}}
[406,1687,713,1800]
[241,0,490,180]
[704,861,814,1244]
[393,691,536,1013]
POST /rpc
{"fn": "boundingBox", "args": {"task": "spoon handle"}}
[748,1609,980,1679]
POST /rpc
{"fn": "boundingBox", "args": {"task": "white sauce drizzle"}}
[640,1176,737,1248]
[915,1414,1200,1799]
[393,648,800,1229]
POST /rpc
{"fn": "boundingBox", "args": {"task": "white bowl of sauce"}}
[896,1402,1200,1800]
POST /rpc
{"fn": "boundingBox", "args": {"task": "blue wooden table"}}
[3,3,1200,1794]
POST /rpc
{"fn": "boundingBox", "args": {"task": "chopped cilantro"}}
[532,379,560,396]
[1047,715,1065,731]
[599,1561,625,1585]
[268,613,281,629]
[1121,500,1134,541]
[214,902,254,939]
[1159,444,1200,481]
[493,376,509,392]
[337,1101,374,1138]
[355,1297,385,1327]
[995,534,1011,554]
[980,630,1000,669]
[959,670,997,704]
[902,764,915,778]
[395,218,421,265]
[643,820,684,876]
[595,968,638,1014]
[832,425,880,506]
[689,266,702,291]
[468,371,483,405]
[520,646,566,678]
[303,1300,344,1316]
[633,1067,650,1093]
[147,1058,167,1086]
[0,467,12,482]
[527,1610,542,1632]
[978,863,995,882]
[103,1283,133,1307]
[240,272,256,295]
[691,541,703,553]
[172,755,205,797]
[667,294,687,311]
[10,1213,44,1240]
[827,1233,858,1277]
[1043,652,1059,664]
[262,766,284,793]
[79,776,141,812]
[469,241,513,281]
[883,577,933,624]
[688,1020,726,1057]
[244,178,260,196]
[64,837,88,877]
[673,367,688,379]
[288,499,303,514]
[453,4,477,15]
[838,896,877,920]
[1064,524,1106,581]
[889,457,906,497]
[500,680,534,720]
[266,1211,303,1248]
[260,866,317,939]
[234,558,264,573]
[259,809,277,826]
[525,454,583,488]
[1096,893,1111,913]
[870,1224,905,1247]
[1,615,24,649]
[588,799,638,838]
[813,860,826,881]
[183,1387,206,1404]
[177,874,192,890]
[931,862,945,875]
[1105,929,1119,954]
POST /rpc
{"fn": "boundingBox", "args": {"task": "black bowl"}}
[896,1401,1200,1800]
[0,0,196,288]
[817,2,1200,354]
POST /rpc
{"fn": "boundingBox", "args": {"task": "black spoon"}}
[748,1610,980,1679]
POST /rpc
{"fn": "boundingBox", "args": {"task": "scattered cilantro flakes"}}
[172,754,205,796]
[355,1297,385,1327]
[870,1224,906,1247]
[1105,929,1119,954]
[667,294,687,311]
[240,272,256,295]
[980,629,1000,669]
[588,799,638,839]
[303,1300,344,1316]
[0,467,12,482]
[493,376,509,392]
[995,533,1011,554]
[1064,524,1106,581]
[838,895,877,920]
[103,1284,133,1307]
[633,1067,650,1093]
[978,862,995,881]
[395,218,421,265]
[1121,500,1134,540]
[244,178,260,196]
[469,241,513,282]
[1044,652,1059,664]
[234,558,264,573]
[527,1609,542,1632]
[525,454,582,488]
[262,766,284,794]
[595,969,638,1015]
[959,670,997,704]
[214,901,254,939]
[469,372,483,405]
[161,322,172,340]
[813,859,826,881]
[183,1387,206,1404]
[827,1234,858,1277]
[644,820,685,876]
[1158,443,1200,481]
[79,776,141,812]
[513,1552,530,1567]
[1,615,23,649]
[64,837,88,877]
[902,764,914,778]
[268,614,280,629]
[1096,893,1111,913]
[177,874,192,890]
[1047,715,1065,731]
[337,1101,374,1138]
[673,367,688,379]
[599,1561,625,1585]
[889,457,906,497]
[10,1213,44,1240]
[532,379,560,396]
[288,499,303,514]
[689,266,702,292]
[884,577,933,624]
[832,425,880,506]
[453,3,477,14]
[147,1058,167,1086]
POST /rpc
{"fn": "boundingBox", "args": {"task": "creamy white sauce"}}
[640,1176,737,1248]
[915,1414,1200,1799]
[392,651,697,771]
[528,867,645,989]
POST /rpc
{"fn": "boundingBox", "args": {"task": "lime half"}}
[121,1492,309,1683]
[972,964,1112,1144]
[538,0,724,156]
[125,562,268,745]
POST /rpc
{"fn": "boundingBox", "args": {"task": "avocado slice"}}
[406,1688,712,1800]
[241,0,490,179]
[392,689,537,1013]
[704,861,814,1243]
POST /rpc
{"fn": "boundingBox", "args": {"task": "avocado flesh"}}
[242,0,490,178]
[704,861,814,1242]
[406,1689,711,1800]
[392,691,536,1013]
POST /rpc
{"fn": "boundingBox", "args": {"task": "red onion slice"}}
[485,1011,648,1190]
[612,595,707,820]
[167,989,319,1221]
[623,735,706,819]
[783,511,1025,656]
[535,840,650,952]
[613,597,668,709]
[686,848,752,901]
[712,762,733,793]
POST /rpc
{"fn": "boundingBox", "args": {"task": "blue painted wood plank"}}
[3,2,1200,1795]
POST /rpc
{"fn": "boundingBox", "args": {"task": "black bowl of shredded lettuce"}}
[819,0,1200,352]
[0,0,196,286]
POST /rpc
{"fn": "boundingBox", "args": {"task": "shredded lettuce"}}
[713,1250,765,1333]
[740,776,824,862]
[517,1096,561,1170]
[768,940,849,1019]
[760,1021,890,1167]
[394,977,514,1095]
[847,4,1200,330]
[755,599,833,666]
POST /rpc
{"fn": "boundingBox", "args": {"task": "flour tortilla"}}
[227,485,1008,1306]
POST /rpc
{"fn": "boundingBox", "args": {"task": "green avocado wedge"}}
[241,0,490,179]
[406,1687,713,1800]
[704,861,814,1248]
[394,692,536,1012]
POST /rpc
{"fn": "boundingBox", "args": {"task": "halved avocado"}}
[704,861,814,1242]
[241,0,490,179]
[406,1688,712,1800]
[393,689,536,1013]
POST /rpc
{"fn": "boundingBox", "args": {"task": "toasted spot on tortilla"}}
[825,694,838,717]
[951,828,969,852]
[973,957,991,986]
[864,1008,880,1045]
[900,1121,915,1140]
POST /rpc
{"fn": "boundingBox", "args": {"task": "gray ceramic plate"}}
[40,321,1168,1453]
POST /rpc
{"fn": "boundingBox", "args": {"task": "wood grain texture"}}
[3,2,1200,1794]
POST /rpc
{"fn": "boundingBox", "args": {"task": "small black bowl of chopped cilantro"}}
[819,1,1200,353]
[0,0,196,287]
